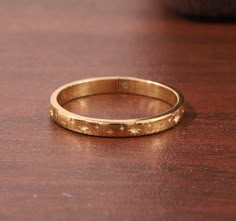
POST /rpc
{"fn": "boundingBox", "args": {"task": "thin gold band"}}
[49,77,184,137]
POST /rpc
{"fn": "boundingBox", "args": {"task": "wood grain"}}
[0,0,235,220]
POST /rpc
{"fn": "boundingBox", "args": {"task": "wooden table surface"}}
[0,0,235,220]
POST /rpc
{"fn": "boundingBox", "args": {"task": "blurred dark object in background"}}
[164,0,236,18]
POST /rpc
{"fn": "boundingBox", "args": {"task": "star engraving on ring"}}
[174,115,181,123]
[60,121,67,126]
[120,125,125,131]
[129,127,141,135]
[70,118,75,124]
[106,129,114,135]
[50,109,53,117]
[158,123,166,130]
[78,125,89,132]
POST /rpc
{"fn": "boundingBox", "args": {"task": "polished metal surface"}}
[50,77,184,137]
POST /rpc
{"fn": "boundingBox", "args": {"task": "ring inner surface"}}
[57,79,178,107]
[64,94,172,120]
[54,78,179,121]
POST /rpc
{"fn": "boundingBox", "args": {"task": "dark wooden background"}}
[0,0,235,220]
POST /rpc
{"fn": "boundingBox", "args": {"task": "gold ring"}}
[49,77,184,137]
